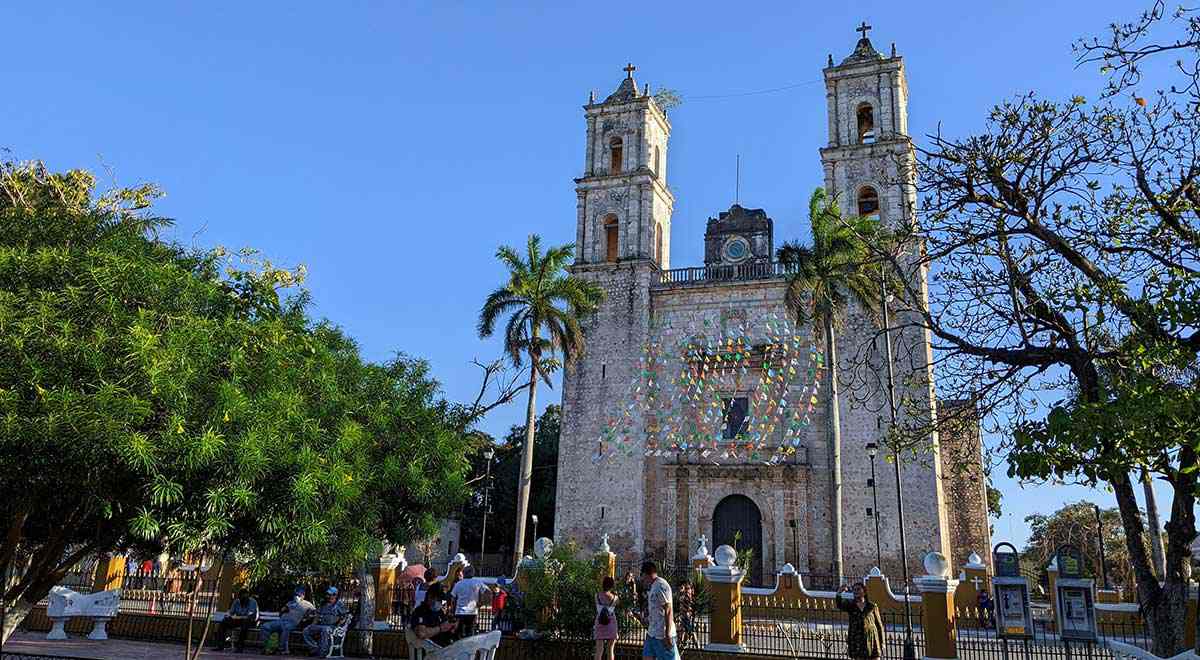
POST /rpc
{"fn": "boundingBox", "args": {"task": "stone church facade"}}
[554,31,990,584]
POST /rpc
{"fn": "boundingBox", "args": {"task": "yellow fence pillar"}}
[215,559,238,612]
[916,553,959,660]
[372,554,405,622]
[702,545,745,653]
[594,535,616,586]
[955,552,990,611]
[91,554,126,593]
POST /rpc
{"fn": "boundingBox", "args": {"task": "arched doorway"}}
[712,494,764,586]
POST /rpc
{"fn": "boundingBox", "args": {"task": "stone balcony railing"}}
[653,260,796,289]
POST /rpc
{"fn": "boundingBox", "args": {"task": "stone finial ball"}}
[923,551,949,577]
[714,545,737,568]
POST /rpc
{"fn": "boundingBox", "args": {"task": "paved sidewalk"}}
[2,632,291,659]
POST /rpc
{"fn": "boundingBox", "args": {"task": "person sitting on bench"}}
[303,586,349,656]
[214,589,259,652]
[261,586,314,655]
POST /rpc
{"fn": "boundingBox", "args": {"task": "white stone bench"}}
[46,586,121,640]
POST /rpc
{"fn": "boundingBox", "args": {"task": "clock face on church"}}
[723,236,751,263]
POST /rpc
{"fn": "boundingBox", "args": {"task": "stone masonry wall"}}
[554,261,654,556]
[938,399,993,571]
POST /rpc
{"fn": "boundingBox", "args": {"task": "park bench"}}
[45,586,121,641]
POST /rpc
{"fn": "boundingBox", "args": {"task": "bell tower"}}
[819,22,915,229]
[818,25,953,572]
[556,65,674,557]
[574,64,674,269]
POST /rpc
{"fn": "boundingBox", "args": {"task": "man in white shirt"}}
[449,565,491,639]
[637,561,679,660]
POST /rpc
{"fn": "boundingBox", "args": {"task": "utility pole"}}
[881,267,917,660]
[480,447,495,561]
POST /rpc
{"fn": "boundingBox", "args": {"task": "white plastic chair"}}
[405,629,502,660]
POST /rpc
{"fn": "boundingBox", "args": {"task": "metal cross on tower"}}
[856,21,872,39]
[624,62,636,78]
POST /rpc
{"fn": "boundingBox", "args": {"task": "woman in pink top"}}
[593,576,619,660]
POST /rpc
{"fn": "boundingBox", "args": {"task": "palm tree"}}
[777,188,881,584]
[478,235,604,570]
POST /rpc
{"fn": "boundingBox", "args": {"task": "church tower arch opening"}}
[856,103,876,144]
[603,214,620,262]
[857,186,881,218]
[609,137,624,174]
[712,494,764,585]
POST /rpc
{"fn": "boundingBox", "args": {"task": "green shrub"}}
[519,541,625,641]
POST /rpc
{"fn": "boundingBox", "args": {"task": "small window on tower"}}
[857,103,876,144]
[722,397,750,440]
[654,145,661,176]
[858,187,880,217]
[604,215,619,262]
[609,137,624,174]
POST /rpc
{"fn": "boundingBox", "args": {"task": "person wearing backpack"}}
[594,576,619,660]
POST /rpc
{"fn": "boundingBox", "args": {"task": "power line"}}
[684,78,824,101]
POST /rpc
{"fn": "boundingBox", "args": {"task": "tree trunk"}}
[1,596,36,646]
[355,562,375,656]
[824,317,844,583]
[1141,469,1167,580]
[512,358,540,572]
[1111,472,1187,656]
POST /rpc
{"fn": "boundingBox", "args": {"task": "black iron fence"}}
[737,607,926,658]
[954,606,1149,660]
[116,569,220,616]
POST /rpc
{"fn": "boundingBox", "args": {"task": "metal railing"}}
[654,261,796,289]
[953,606,1149,660]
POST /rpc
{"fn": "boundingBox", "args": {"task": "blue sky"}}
[3,1,1175,550]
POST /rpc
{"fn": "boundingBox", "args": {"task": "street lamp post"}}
[1094,504,1111,589]
[880,268,917,660]
[480,447,495,560]
[866,441,882,569]
[530,515,539,554]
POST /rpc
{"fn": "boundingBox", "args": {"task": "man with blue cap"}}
[261,586,313,655]
[303,586,350,656]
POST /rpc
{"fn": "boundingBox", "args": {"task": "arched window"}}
[857,103,876,144]
[654,145,661,176]
[604,215,619,262]
[858,186,880,217]
[609,137,623,174]
[654,223,663,264]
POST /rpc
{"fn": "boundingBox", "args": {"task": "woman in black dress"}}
[837,583,886,660]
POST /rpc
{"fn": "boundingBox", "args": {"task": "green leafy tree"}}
[777,188,882,582]
[856,3,1200,651]
[1023,502,1143,592]
[477,235,603,570]
[0,161,471,645]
